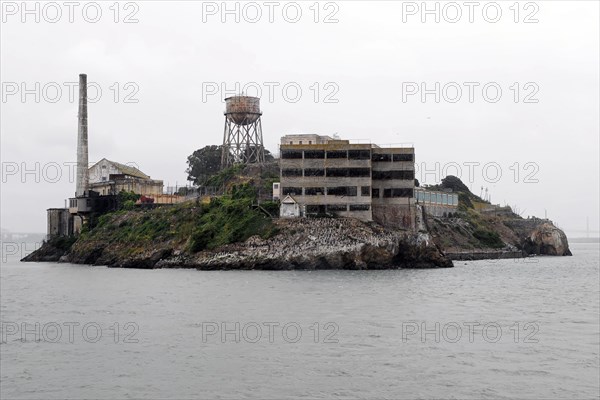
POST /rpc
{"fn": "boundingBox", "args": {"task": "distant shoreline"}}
[568,238,600,244]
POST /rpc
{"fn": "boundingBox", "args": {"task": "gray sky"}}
[1,0,599,237]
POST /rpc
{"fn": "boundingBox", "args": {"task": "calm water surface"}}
[1,243,599,399]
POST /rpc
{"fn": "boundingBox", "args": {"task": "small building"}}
[280,195,300,218]
[415,188,459,217]
[88,158,163,196]
[47,208,74,238]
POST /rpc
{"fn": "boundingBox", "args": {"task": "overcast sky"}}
[1,1,598,237]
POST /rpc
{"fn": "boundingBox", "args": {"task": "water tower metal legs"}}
[221,117,265,168]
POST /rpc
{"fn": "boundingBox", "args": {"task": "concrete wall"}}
[422,204,457,217]
[47,208,73,237]
[89,159,123,184]
[280,202,300,218]
[89,178,163,196]
[370,148,415,229]
[280,134,333,145]
[371,203,415,230]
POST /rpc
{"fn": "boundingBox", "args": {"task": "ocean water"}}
[1,242,598,399]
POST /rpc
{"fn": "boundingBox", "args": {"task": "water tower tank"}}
[224,96,261,126]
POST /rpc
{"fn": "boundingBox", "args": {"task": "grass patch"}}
[188,189,273,252]
[47,235,77,251]
[77,183,275,256]
[204,164,245,188]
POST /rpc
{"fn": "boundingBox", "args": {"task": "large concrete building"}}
[279,135,416,229]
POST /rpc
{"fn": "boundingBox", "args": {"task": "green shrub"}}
[204,164,245,188]
[48,235,77,251]
[77,183,273,255]
[187,184,273,252]
[118,190,141,204]
[123,200,136,210]
[458,192,474,209]
[260,201,279,216]
[473,229,504,248]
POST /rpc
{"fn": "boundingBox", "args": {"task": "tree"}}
[187,145,276,186]
[186,145,223,186]
[264,149,275,162]
[440,175,470,193]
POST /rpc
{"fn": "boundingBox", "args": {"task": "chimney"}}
[76,73,89,197]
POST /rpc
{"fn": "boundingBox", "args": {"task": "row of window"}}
[281,150,414,162]
[282,187,414,198]
[416,191,459,206]
[282,168,372,178]
[284,186,364,196]
[372,170,415,180]
[282,168,413,179]
[306,204,371,213]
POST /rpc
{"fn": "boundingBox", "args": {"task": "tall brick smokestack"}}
[76,73,89,197]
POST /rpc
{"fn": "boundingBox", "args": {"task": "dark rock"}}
[20,241,64,262]
[522,222,572,256]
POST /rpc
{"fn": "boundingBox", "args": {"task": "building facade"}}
[87,158,163,196]
[279,137,416,229]
[64,159,163,235]
[415,188,459,217]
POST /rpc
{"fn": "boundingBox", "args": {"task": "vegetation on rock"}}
[188,184,277,252]
[427,175,490,210]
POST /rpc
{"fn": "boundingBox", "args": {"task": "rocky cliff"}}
[22,214,453,269]
[426,211,572,259]
[421,175,571,259]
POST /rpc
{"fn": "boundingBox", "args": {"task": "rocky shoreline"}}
[22,217,453,269]
[22,201,572,270]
